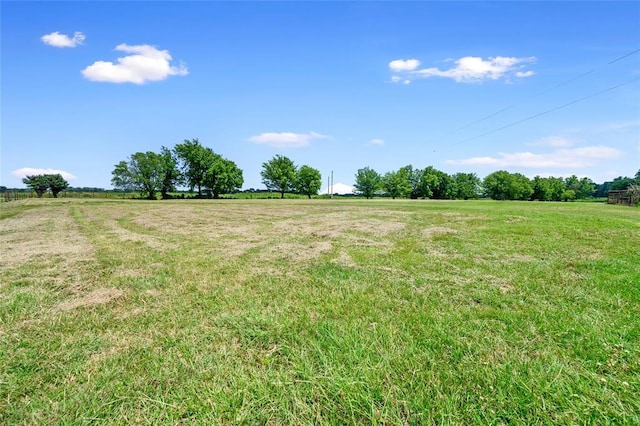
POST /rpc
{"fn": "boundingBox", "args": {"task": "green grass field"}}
[1,198,638,424]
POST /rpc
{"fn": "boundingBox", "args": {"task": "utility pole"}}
[330,171,333,199]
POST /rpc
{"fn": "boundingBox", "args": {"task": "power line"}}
[608,47,640,64]
[451,76,640,146]
[445,47,640,136]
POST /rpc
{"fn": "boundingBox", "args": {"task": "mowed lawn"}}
[1,198,638,424]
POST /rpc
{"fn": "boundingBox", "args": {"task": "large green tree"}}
[111,151,163,200]
[111,161,134,193]
[295,165,322,199]
[159,146,182,199]
[382,169,411,199]
[417,166,442,199]
[174,139,216,196]
[46,174,69,198]
[354,167,382,199]
[483,170,533,200]
[397,165,422,199]
[452,172,480,200]
[205,157,244,198]
[23,175,52,198]
[531,176,564,201]
[261,155,297,198]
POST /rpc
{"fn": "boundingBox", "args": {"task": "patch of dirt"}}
[57,287,125,311]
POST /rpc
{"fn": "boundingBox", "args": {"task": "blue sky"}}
[2,1,639,191]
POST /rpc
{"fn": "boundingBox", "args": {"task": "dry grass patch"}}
[57,287,125,311]
[0,206,95,272]
[421,226,459,238]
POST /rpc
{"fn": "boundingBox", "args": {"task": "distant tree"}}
[483,170,533,200]
[417,166,441,199]
[610,176,637,190]
[548,177,566,201]
[398,165,422,199]
[635,169,640,182]
[46,174,69,198]
[561,189,576,202]
[452,172,480,199]
[218,159,244,196]
[295,165,322,199]
[159,146,182,199]
[261,155,297,198]
[0,186,7,193]
[595,181,612,198]
[382,169,411,199]
[531,176,564,201]
[431,169,455,199]
[174,139,215,196]
[205,157,244,198]
[22,175,50,198]
[577,177,596,199]
[111,161,134,192]
[354,167,382,199]
[112,152,163,199]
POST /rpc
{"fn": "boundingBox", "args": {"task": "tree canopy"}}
[295,165,322,199]
[261,155,297,198]
[22,174,69,198]
[113,139,242,199]
[354,167,382,199]
[483,171,534,201]
[111,151,164,200]
[174,139,214,196]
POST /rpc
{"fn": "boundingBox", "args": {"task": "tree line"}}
[354,166,640,201]
[17,136,639,202]
[111,140,323,200]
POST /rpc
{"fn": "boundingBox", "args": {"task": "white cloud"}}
[248,131,330,148]
[82,44,188,84]
[12,167,76,181]
[369,138,384,145]
[528,136,576,148]
[447,146,622,169]
[389,59,420,72]
[41,31,85,48]
[516,70,535,78]
[321,182,355,195]
[391,56,536,84]
[390,76,411,84]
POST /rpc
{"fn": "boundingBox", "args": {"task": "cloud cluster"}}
[12,167,76,180]
[248,131,330,148]
[390,56,536,84]
[82,44,188,84]
[447,145,622,169]
[369,138,384,146]
[41,31,85,48]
